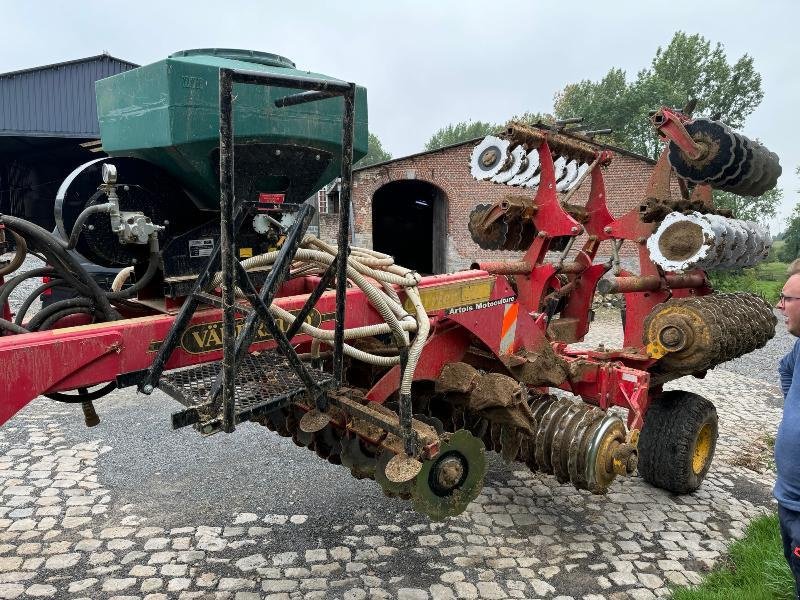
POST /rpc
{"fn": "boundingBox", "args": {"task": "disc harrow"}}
[254,398,488,521]
[667,117,781,196]
[469,125,595,193]
[643,292,776,374]
[647,211,771,271]
[434,365,637,495]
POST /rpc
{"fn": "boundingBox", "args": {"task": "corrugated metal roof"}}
[0,54,138,138]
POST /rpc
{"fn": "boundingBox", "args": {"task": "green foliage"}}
[671,513,793,600]
[355,133,392,168]
[424,121,499,152]
[713,187,781,224]
[709,262,787,304]
[769,240,786,263]
[554,31,764,158]
[778,167,800,262]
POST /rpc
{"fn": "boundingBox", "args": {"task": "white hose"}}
[111,266,135,292]
[206,237,429,370]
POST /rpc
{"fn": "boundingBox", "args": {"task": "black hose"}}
[45,382,116,404]
[38,306,94,330]
[26,298,94,331]
[0,318,29,334]
[0,267,54,309]
[1,216,118,322]
[14,279,64,326]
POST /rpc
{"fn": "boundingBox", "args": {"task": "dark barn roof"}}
[0,53,138,139]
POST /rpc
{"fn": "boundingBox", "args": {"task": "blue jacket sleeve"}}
[779,340,800,398]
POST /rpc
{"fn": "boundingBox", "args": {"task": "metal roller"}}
[523,395,634,494]
[646,211,771,271]
[643,292,776,375]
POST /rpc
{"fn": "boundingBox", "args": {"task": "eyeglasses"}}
[779,293,800,305]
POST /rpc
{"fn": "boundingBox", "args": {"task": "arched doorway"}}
[371,180,447,274]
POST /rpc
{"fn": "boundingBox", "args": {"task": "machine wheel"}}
[637,390,718,494]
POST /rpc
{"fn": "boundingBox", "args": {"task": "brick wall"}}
[319,139,679,273]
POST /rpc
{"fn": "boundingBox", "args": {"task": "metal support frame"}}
[129,66,357,435]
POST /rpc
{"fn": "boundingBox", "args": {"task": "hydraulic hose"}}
[26,298,94,331]
[111,266,135,292]
[1,216,118,322]
[38,306,95,331]
[0,318,29,335]
[0,231,28,277]
[106,234,160,300]
[14,279,64,326]
[0,267,54,309]
[61,200,114,250]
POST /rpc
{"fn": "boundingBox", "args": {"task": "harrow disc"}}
[507,149,540,186]
[339,435,379,479]
[411,430,486,521]
[668,118,736,184]
[556,159,580,192]
[470,136,511,180]
[491,145,526,183]
[468,203,509,250]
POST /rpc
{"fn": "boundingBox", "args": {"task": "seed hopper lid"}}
[169,48,296,69]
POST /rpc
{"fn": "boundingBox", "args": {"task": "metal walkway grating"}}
[160,351,333,431]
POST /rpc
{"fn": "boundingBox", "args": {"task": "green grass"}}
[671,514,795,600]
[709,262,788,304]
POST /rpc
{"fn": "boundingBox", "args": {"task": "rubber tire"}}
[638,390,718,494]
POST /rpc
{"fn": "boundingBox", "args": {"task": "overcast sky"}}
[2,1,797,232]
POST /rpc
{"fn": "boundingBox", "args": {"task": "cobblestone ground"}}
[0,309,784,600]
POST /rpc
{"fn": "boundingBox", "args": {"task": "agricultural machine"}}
[0,50,780,520]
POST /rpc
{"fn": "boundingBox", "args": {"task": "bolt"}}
[571,226,581,234]
[163,220,170,226]
[275,149,281,156]
[142,384,153,394]
[124,185,130,191]
[87,224,95,231]
[604,226,612,234]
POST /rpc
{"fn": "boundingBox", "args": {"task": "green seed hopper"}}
[95,48,368,209]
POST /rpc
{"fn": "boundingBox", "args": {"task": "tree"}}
[355,133,392,168]
[423,112,556,152]
[779,167,800,262]
[713,187,781,224]
[424,120,499,152]
[554,32,763,158]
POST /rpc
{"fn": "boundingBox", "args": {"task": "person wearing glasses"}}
[776,258,800,599]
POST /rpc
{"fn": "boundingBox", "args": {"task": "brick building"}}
[317,133,668,274]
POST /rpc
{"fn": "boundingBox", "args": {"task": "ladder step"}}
[160,351,333,433]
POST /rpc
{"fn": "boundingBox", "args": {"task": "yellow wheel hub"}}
[692,423,714,475]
